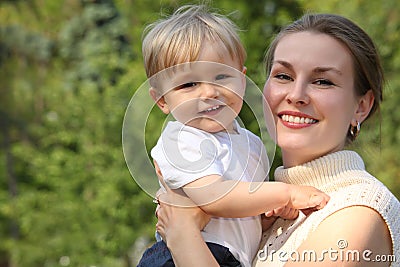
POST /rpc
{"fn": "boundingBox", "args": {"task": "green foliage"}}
[1,1,154,266]
[0,0,399,266]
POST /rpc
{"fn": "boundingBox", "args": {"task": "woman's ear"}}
[149,88,170,114]
[354,89,374,123]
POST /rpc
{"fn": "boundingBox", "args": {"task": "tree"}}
[0,0,155,266]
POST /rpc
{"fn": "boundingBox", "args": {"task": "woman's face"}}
[264,31,362,167]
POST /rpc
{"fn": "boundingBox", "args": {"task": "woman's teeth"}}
[281,114,317,124]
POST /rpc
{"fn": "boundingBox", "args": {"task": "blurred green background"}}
[1,0,399,266]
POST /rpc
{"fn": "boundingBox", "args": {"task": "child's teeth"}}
[206,106,219,112]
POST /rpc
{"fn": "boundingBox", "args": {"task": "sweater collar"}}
[274,150,365,189]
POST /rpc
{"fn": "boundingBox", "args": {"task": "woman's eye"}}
[274,73,292,81]
[314,79,334,86]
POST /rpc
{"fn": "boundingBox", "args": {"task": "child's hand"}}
[288,185,330,211]
[262,206,299,231]
[265,205,299,220]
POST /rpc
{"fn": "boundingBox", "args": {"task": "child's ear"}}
[240,66,247,88]
[149,88,170,114]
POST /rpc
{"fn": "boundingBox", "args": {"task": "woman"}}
[155,13,400,266]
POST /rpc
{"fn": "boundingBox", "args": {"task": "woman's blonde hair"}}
[142,4,246,78]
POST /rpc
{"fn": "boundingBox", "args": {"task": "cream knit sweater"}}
[254,150,400,267]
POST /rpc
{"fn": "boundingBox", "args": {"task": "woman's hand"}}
[155,188,211,243]
[154,160,210,243]
[154,161,218,267]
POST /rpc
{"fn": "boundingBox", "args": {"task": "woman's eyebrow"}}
[313,66,343,75]
[272,60,294,71]
[273,60,343,76]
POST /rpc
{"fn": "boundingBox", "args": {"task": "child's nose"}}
[202,83,219,98]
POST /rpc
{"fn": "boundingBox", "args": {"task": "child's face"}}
[152,40,246,133]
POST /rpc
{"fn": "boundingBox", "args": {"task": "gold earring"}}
[350,121,361,138]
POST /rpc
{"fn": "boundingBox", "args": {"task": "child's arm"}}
[182,174,329,218]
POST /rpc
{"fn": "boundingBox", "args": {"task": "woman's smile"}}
[278,111,318,129]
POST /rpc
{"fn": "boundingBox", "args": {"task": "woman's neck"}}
[281,147,345,168]
[275,150,367,191]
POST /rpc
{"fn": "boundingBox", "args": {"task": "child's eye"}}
[215,74,229,80]
[176,82,198,89]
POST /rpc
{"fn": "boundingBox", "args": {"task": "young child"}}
[138,5,330,267]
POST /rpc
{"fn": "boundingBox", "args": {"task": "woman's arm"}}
[154,160,218,266]
[283,206,392,266]
[156,189,305,266]
[156,189,219,267]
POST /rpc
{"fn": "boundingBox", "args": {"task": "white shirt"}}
[152,120,270,266]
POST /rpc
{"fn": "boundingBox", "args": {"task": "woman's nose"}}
[286,80,309,105]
